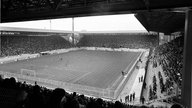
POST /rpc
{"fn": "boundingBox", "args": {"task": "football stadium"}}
[0,32,151,100]
[0,0,192,108]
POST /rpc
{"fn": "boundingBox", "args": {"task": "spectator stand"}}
[0,74,152,108]
[141,36,184,107]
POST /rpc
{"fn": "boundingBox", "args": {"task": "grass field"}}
[0,50,141,98]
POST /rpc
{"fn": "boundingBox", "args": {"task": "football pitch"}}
[0,49,141,99]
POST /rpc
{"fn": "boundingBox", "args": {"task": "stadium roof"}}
[0,26,73,33]
[0,27,149,34]
[1,0,192,33]
[1,0,192,22]
[79,30,148,33]
[135,11,186,34]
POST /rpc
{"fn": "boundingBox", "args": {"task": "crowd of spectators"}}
[152,36,183,88]
[148,36,184,102]
[1,33,158,57]
[77,33,158,49]
[0,76,152,108]
[1,35,73,57]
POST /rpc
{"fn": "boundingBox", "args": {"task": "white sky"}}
[0,14,146,31]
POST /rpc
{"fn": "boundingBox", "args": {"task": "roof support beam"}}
[55,0,63,10]
[181,9,192,108]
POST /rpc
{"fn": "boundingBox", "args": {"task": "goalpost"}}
[20,69,36,77]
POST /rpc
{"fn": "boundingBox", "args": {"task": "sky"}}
[0,14,147,32]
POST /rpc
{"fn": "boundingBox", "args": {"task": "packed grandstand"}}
[0,33,159,57]
[0,32,184,108]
